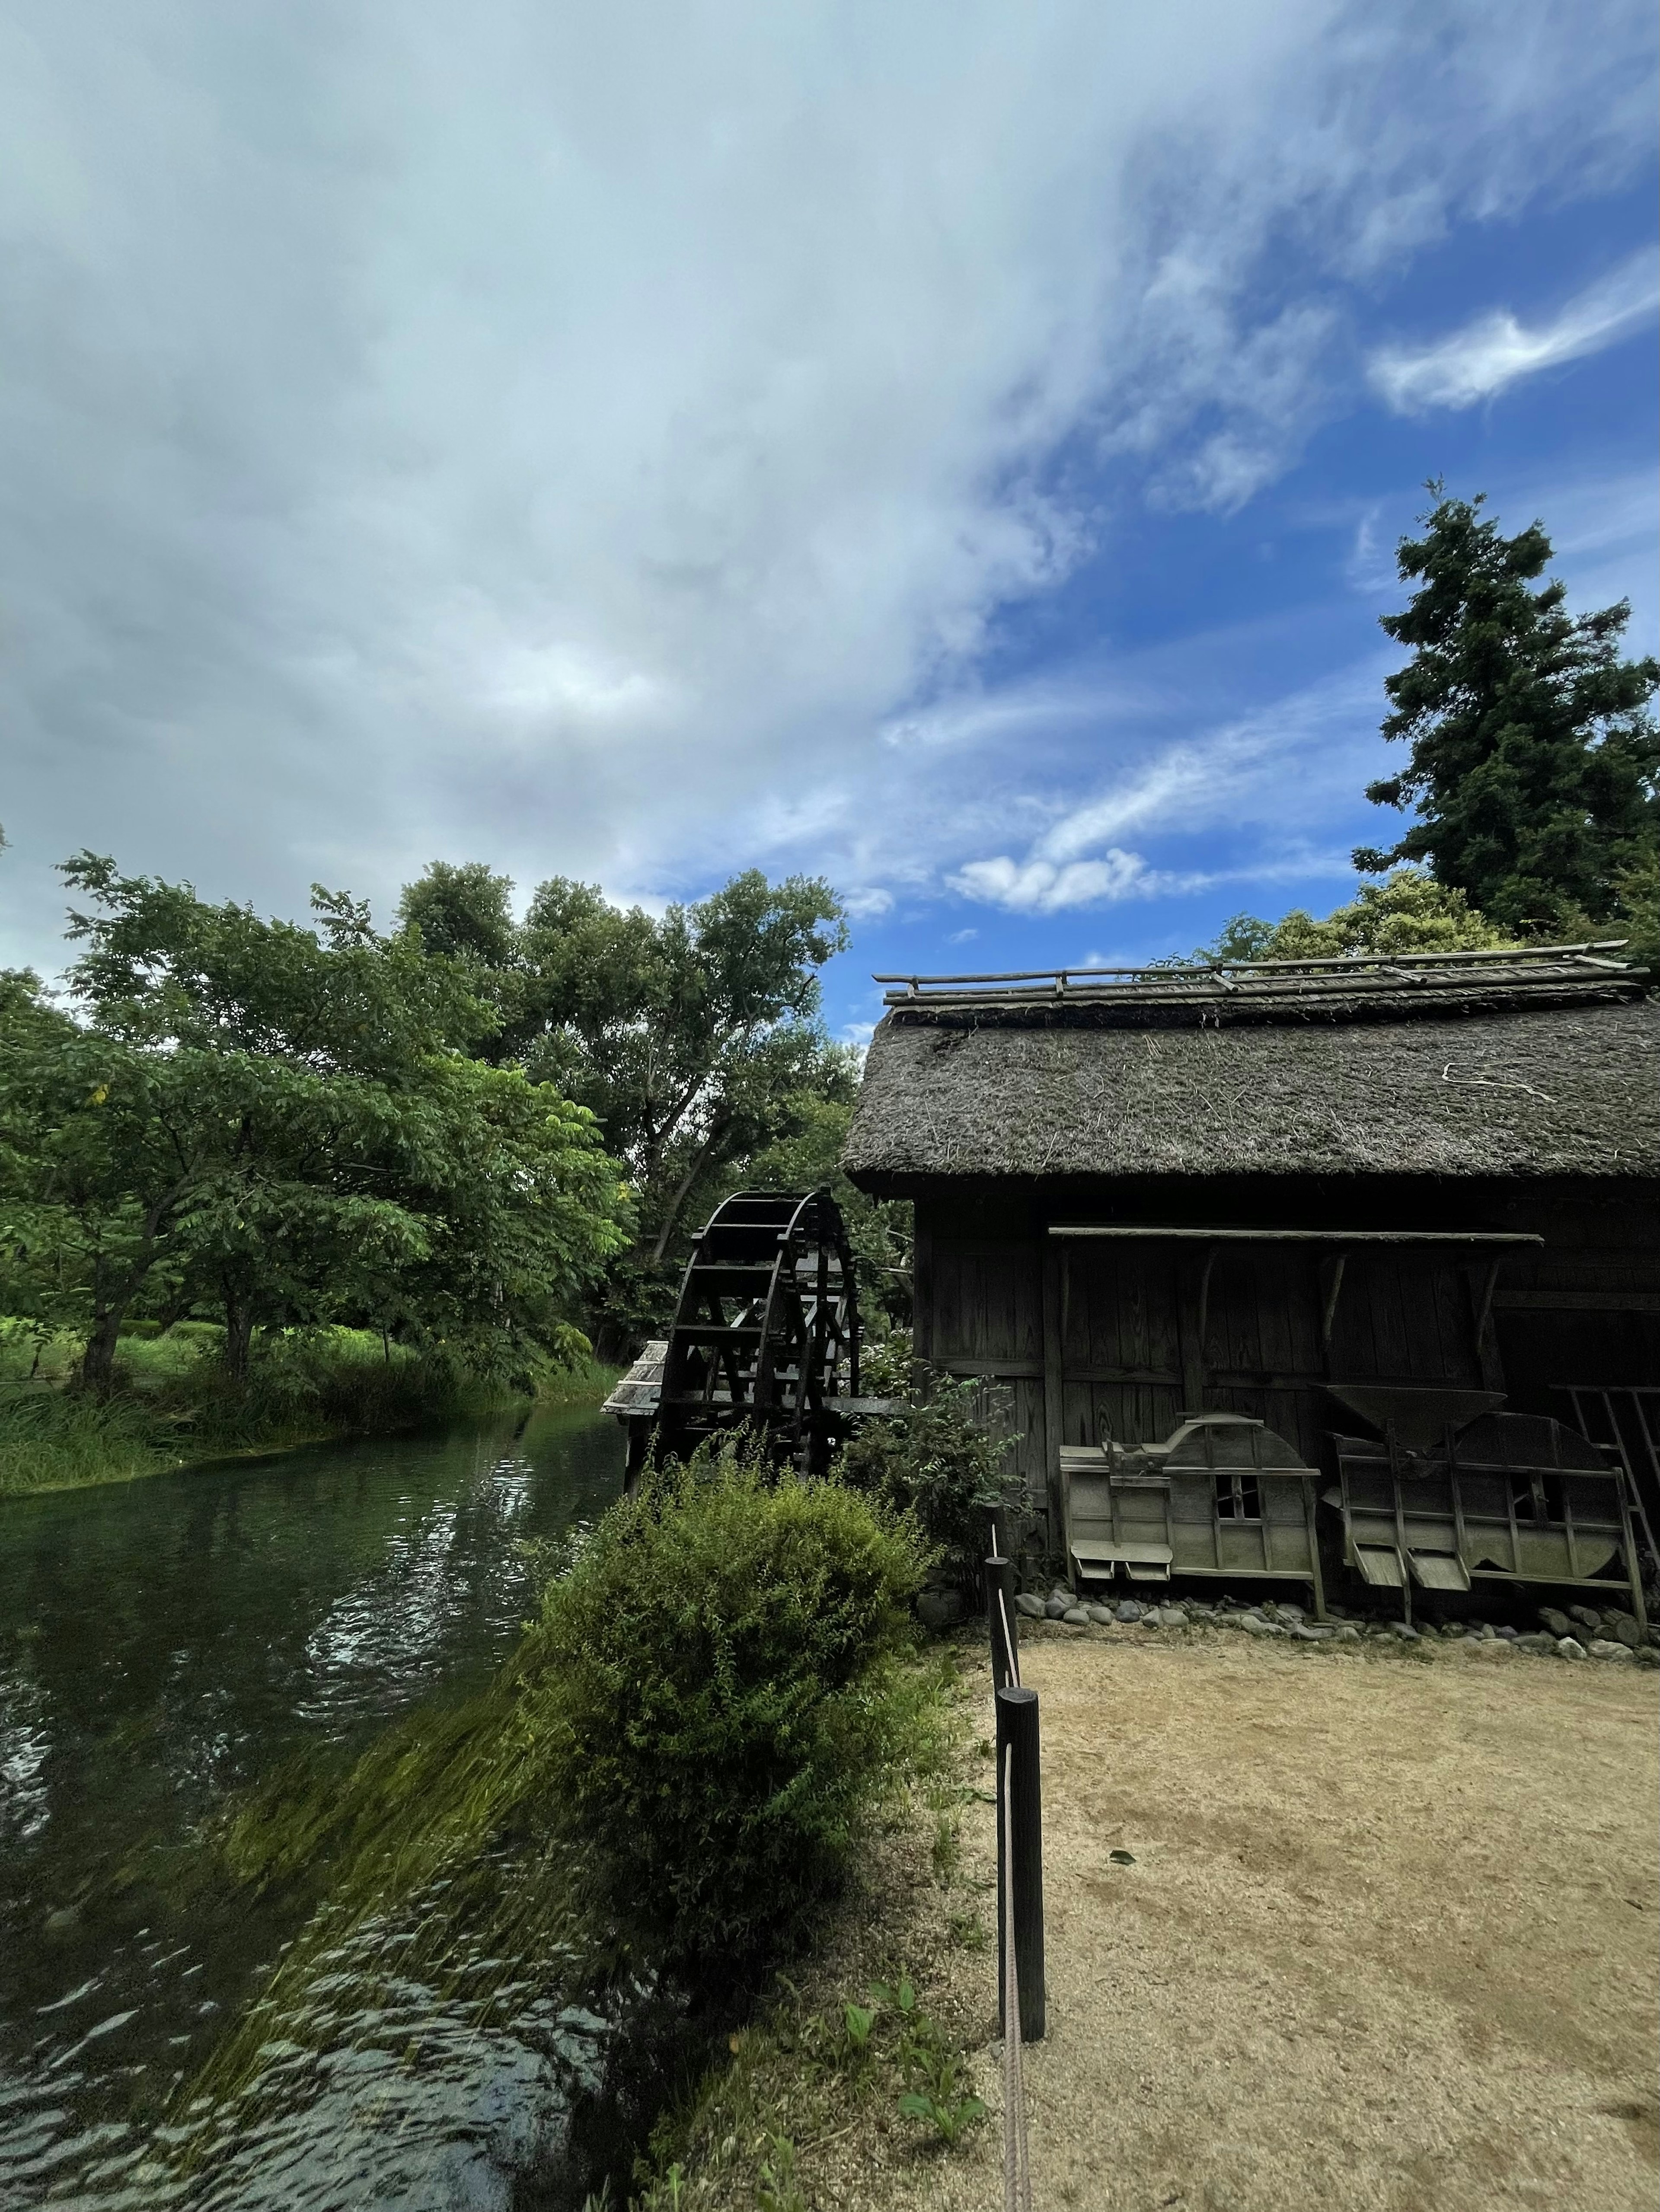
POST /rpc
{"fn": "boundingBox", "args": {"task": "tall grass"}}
[0,1325,619,1498]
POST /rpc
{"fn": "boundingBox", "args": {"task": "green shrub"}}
[535,1440,929,1971]
[834,1373,1021,1586]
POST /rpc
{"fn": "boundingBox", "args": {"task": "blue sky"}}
[0,1,1655,1043]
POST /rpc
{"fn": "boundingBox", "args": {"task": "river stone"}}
[1587,1637,1635,1663]
[1557,1636,1587,1660]
[1155,1606,1189,1628]
[1044,1596,1069,1619]
[43,1906,81,1937]
[1514,1632,1556,1655]
[1084,1604,1116,1626]
[1387,1621,1420,1641]
[1115,1600,1144,1623]
[1063,1605,1091,1625]
[1014,1593,1045,1619]
[1538,1606,1574,1637]
[1330,1623,1362,1642]
[1634,1645,1660,1668]
[1495,1624,1520,1640]
[1568,1604,1603,1633]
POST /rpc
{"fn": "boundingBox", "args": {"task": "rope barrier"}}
[1000,1739,1032,2212]
[997,1586,1022,1687]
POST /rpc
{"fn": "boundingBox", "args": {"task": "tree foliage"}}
[1171,868,1510,968]
[0,857,630,1392]
[1356,487,1659,935]
[398,862,851,1343]
[736,1086,913,1334]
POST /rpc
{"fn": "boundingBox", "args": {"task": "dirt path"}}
[951,1629,1659,2212]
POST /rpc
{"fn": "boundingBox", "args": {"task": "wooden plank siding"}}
[913,1188,1660,1549]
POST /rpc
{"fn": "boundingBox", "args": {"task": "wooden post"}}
[1613,1465,1651,1637]
[1301,1476,1328,1621]
[1041,1236,1066,1564]
[996,1685,1046,2043]
[913,1209,935,1365]
[1467,1258,1507,1392]
[986,1553,1018,1691]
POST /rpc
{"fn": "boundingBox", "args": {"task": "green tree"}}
[399,864,850,1345]
[0,858,630,1392]
[1170,868,1509,967]
[1355,487,1659,935]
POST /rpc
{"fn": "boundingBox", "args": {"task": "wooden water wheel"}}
[654,1189,860,1472]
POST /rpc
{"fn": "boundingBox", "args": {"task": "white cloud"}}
[1369,250,1659,412]
[0,2,1655,971]
[841,886,894,920]
[951,848,1158,913]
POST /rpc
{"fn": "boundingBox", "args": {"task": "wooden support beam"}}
[1041,1237,1066,1556]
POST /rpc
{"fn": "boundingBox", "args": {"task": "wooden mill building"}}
[843,945,1660,1613]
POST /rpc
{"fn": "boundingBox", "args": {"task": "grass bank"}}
[0,1321,620,1498]
[628,1636,995,2212]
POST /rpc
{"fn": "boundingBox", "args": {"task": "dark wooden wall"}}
[910,1178,1660,1550]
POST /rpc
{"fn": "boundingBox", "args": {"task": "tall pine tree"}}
[1355,487,1658,937]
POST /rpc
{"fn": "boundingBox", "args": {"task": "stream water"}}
[0,1409,632,2212]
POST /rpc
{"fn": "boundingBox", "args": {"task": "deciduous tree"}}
[0,858,630,1392]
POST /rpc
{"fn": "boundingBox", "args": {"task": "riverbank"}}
[0,1324,620,1497]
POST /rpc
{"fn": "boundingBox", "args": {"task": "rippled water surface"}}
[0,1410,627,2210]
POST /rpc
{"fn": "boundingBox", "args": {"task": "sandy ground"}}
[936,1627,1660,2212]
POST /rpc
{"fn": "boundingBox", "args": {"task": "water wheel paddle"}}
[654,1188,860,1473]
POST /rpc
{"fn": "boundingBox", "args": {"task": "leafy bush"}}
[534,1439,929,1971]
[834,1373,1020,1586]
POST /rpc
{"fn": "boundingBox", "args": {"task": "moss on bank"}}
[0,1321,619,1497]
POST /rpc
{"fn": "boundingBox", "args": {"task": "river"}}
[0,1408,633,2212]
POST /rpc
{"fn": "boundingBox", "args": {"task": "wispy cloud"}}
[943,665,1383,912]
[1369,250,1659,412]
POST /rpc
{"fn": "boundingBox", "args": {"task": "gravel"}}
[1000,1585,1660,1672]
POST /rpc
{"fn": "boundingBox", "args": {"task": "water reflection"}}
[0,1409,625,2210]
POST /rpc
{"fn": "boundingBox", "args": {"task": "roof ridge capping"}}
[876,939,1634,989]
[872,941,1649,1023]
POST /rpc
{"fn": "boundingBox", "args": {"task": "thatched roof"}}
[844,986,1660,1187]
